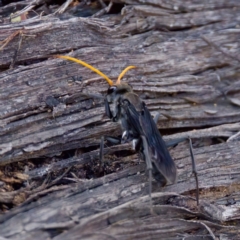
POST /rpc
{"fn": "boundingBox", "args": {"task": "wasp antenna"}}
[55,55,114,86]
[116,66,136,84]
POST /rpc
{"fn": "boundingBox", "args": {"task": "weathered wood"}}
[0,141,240,239]
[24,123,240,180]
[0,14,240,164]
[0,0,240,239]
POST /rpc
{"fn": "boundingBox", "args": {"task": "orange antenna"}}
[55,55,114,86]
[55,55,136,86]
[116,66,136,84]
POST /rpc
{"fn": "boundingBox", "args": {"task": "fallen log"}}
[0,0,240,239]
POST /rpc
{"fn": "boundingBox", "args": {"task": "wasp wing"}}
[140,103,177,184]
[122,100,177,184]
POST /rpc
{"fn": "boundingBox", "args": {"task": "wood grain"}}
[0,0,240,239]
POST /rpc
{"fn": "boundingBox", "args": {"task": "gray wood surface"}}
[0,0,240,239]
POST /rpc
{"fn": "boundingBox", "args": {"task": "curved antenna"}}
[55,55,114,86]
[116,66,136,84]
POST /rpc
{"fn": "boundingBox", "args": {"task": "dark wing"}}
[122,100,142,138]
[140,102,177,184]
[122,99,177,184]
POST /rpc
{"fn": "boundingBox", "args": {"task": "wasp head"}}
[107,83,133,96]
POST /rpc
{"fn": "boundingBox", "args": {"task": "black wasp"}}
[56,55,199,208]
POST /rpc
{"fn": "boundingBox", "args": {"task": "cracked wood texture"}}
[0,0,240,239]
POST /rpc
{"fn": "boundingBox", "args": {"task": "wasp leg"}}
[153,112,161,124]
[141,135,153,214]
[105,136,121,144]
[165,138,187,148]
[105,97,121,122]
[121,130,130,143]
[104,98,113,119]
[99,136,121,168]
[134,137,167,187]
[166,137,199,205]
[188,137,199,205]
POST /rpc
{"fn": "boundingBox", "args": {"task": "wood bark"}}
[0,0,240,239]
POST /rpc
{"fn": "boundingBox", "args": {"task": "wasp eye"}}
[108,86,117,94]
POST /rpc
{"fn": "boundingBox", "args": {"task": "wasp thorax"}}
[107,83,132,94]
